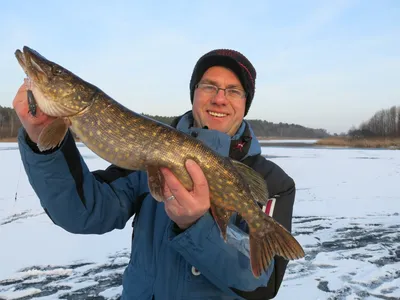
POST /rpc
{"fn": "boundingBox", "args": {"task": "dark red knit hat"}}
[189,49,256,116]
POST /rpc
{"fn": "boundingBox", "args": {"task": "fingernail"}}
[186,159,195,167]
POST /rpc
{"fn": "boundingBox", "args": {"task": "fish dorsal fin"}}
[231,159,269,205]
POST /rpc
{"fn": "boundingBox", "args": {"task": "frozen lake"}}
[0,141,399,299]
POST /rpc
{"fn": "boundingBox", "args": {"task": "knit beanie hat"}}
[189,49,256,116]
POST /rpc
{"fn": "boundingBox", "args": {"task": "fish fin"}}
[249,213,305,278]
[147,165,165,202]
[37,117,69,152]
[231,159,269,205]
[210,204,234,241]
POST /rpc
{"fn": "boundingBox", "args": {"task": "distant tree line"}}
[143,114,330,138]
[0,106,330,140]
[0,106,21,138]
[245,119,330,138]
[349,105,400,138]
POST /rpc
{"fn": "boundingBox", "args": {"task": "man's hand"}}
[12,80,56,144]
[161,159,210,230]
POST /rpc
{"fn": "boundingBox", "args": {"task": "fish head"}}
[15,46,96,117]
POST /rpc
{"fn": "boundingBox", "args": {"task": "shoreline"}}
[315,137,400,150]
[1,137,399,150]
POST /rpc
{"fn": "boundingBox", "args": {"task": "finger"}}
[12,83,28,109]
[162,179,173,199]
[162,175,178,205]
[163,186,177,203]
[160,167,190,206]
[163,187,184,216]
[164,200,183,218]
[185,159,209,197]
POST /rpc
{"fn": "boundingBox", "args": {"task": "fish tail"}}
[249,213,305,278]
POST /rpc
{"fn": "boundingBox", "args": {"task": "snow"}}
[0,288,41,300]
[0,141,399,299]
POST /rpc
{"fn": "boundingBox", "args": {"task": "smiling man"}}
[13,48,297,299]
[192,66,246,136]
[190,50,254,135]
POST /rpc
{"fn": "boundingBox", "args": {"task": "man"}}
[13,49,296,299]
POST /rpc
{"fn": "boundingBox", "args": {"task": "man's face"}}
[192,66,246,136]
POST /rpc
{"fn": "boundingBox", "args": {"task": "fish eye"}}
[52,66,63,76]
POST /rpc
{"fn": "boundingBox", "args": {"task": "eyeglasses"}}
[195,83,246,101]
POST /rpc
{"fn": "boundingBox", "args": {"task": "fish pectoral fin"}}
[231,159,269,205]
[248,214,305,278]
[37,117,69,152]
[147,165,165,202]
[210,204,234,241]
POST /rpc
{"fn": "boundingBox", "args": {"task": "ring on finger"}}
[165,195,175,201]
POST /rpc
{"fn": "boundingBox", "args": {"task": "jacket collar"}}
[174,111,261,161]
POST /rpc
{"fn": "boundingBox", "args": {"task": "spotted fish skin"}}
[15,46,305,279]
[70,94,243,195]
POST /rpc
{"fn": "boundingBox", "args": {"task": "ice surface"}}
[1,141,399,299]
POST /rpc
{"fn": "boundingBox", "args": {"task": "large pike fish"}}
[15,46,305,278]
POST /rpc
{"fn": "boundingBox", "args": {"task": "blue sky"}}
[0,0,398,134]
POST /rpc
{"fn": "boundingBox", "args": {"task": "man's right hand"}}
[12,80,57,144]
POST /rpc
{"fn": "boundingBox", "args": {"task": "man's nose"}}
[211,89,228,105]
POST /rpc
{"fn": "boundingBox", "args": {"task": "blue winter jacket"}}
[17,112,275,299]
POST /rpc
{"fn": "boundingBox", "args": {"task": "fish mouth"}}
[15,46,52,85]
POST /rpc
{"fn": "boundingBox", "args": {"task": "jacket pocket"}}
[182,264,236,299]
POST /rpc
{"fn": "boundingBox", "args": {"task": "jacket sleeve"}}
[17,128,140,234]
[168,156,296,296]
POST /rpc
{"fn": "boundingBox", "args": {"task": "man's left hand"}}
[160,159,210,230]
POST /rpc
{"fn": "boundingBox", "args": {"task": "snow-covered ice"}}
[0,141,399,299]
